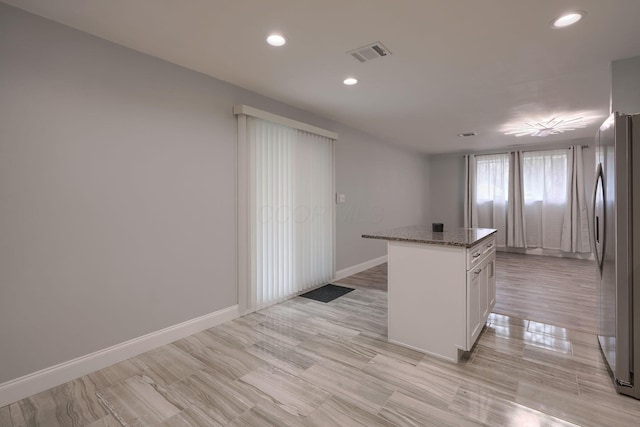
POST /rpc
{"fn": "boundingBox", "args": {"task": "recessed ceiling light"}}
[551,11,585,28]
[343,77,358,86]
[458,132,477,137]
[266,33,287,47]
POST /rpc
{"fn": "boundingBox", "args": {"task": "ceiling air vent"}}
[347,42,391,63]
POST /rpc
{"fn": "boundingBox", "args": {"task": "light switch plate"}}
[336,193,346,203]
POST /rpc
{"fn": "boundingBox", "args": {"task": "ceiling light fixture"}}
[551,11,585,28]
[343,77,358,86]
[266,33,287,47]
[502,114,592,137]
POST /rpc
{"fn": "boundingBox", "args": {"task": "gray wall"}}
[336,136,430,270]
[611,55,640,114]
[427,139,596,230]
[427,154,465,229]
[0,3,429,384]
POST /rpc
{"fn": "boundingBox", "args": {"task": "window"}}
[467,147,589,252]
[523,150,567,204]
[522,149,568,250]
[475,153,509,246]
[476,154,509,202]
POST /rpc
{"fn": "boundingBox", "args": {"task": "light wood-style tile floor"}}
[2,254,639,426]
[493,252,598,334]
[337,263,387,291]
[345,252,598,334]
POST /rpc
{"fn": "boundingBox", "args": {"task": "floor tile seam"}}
[310,357,393,391]
[513,363,581,386]
[171,374,249,412]
[511,391,589,427]
[135,376,185,416]
[362,363,457,413]
[524,342,573,356]
[522,342,599,361]
[523,329,574,341]
[514,358,583,380]
[95,392,128,427]
[574,387,640,417]
[570,342,601,355]
[293,371,385,419]
[234,374,299,415]
[375,389,404,427]
[248,336,302,352]
[573,372,595,397]
[519,352,601,374]
[42,376,105,406]
[240,375,333,419]
[470,349,524,370]
[226,406,255,425]
[480,341,527,356]
[356,345,423,367]
[91,371,150,397]
[452,384,566,427]
[490,315,597,337]
[438,395,491,427]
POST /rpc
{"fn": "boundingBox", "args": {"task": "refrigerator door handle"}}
[592,162,605,274]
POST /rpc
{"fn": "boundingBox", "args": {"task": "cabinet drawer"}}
[466,236,495,269]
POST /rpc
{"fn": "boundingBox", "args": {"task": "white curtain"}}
[561,146,591,252]
[249,117,334,309]
[507,151,527,247]
[475,154,509,247]
[463,154,477,228]
[522,149,568,250]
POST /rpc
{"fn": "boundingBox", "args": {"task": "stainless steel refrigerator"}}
[593,112,640,399]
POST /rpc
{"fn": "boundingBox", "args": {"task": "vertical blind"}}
[248,117,334,309]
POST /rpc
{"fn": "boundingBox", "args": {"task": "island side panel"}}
[387,240,467,362]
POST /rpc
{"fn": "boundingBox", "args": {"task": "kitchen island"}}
[363,225,497,362]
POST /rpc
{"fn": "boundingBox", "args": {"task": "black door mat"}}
[299,284,354,303]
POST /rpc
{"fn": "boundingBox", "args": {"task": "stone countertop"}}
[362,225,497,248]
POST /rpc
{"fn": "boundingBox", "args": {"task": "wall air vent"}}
[347,42,391,63]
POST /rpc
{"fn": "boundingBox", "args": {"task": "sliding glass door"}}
[235,106,337,313]
[248,118,334,309]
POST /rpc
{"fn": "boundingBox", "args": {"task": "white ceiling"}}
[5,0,640,153]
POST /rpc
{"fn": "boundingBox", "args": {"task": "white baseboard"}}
[0,305,239,407]
[334,255,387,281]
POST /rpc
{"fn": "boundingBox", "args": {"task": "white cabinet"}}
[487,255,496,311]
[466,248,495,349]
[466,262,483,347]
[386,234,496,363]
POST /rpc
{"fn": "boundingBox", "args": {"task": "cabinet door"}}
[480,258,489,319]
[487,253,496,311]
[467,266,483,349]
